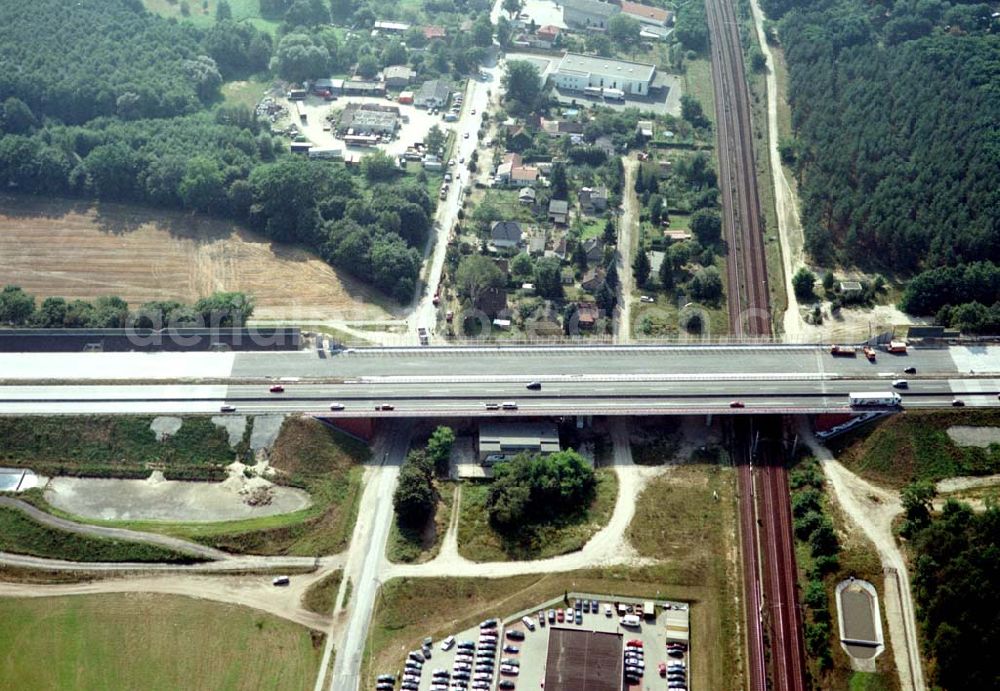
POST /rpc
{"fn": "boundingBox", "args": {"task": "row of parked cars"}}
[660,642,688,690]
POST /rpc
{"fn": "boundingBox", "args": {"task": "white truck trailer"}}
[849,392,902,407]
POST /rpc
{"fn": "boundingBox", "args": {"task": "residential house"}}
[535,24,561,48]
[663,229,692,242]
[541,118,586,138]
[581,268,606,292]
[583,237,604,263]
[594,135,616,157]
[528,233,547,256]
[415,80,451,108]
[562,0,621,29]
[549,199,569,224]
[495,153,522,184]
[476,287,508,318]
[423,25,447,40]
[575,302,601,329]
[506,127,533,152]
[579,186,608,214]
[510,165,540,186]
[518,187,537,205]
[561,267,576,284]
[636,120,654,139]
[621,1,673,27]
[384,65,415,89]
[490,221,523,250]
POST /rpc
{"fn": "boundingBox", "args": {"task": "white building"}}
[552,53,656,96]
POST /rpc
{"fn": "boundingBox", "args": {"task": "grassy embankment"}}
[387,482,456,564]
[302,570,344,615]
[6,417,368,556]
[0,594,322,690]
[456,469,618,562]
[0,506,199,563]
[366,461,739,691]
[0,415,236,481]
[834,410,1000,488]
[788,456,899,690]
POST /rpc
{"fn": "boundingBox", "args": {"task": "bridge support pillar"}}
[706,413,713,427]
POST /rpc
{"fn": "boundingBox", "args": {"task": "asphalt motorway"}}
[0,377,996,415]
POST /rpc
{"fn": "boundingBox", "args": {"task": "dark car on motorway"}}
[526,381,541,390]
[269,384,284,393]
[904,366,917,374]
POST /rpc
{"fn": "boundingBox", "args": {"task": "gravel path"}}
[0,496,227,560]
[617,158,639,343]
[0,570,336,631]
[799,422,925,691]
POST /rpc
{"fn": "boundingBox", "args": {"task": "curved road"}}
[0,497,228,561]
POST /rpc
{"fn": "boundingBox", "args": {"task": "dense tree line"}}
[771,0,1000,276]
[486,450,596,531]
[898,260,1000,331]
[0,0,269,124]
[0,286,255,328]
[910,500,1000,690]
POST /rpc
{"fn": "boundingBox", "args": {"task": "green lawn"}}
[0,415,235,480]
[222,76,272,109]
[0,594,322,690]
[837,410,1000,488]
[683,58,716,129]
[456,469,618,562]
[579,217,606,240]
[0,506,198,563]
[143,0,281,34]
[302,570,343,615]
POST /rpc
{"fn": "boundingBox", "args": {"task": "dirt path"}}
[384,418,660,580]
[437,484,462,560]
[937,473,1000,494]
[799,423,925,691]
[0,550,344,573]
[747,0,806,340]
[0,571,334,631]
[0,497,228,561]
[616,157,639,343]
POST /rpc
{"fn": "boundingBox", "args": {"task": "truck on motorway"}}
[849,392,902,407]
[885,341,908,353]
[830,345,857,357]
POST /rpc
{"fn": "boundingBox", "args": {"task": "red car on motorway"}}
[729,400,745,408]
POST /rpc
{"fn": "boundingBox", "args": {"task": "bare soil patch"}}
[0,195,395,320]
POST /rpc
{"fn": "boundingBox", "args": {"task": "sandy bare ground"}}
[616,158,639,344]
[799,421,926,691]
[945,426,1000,448]
[0,195,395,321]
[937,473,1000,493]
[0,570,335,631]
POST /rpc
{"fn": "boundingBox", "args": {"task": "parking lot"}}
[377,593,690,691]
[284,93,458,163]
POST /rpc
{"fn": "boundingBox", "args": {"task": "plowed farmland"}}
[0,195,396,320]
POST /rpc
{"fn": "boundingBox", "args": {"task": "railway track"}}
[704,0,806,687]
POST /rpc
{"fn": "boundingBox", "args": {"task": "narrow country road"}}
[0,496,228,561]
[319,423,411,691]
[0,550,344,573]
[0,570,335,631]
[617,157,640,343]
[799,423,925,691]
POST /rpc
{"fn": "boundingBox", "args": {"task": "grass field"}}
[0,194,395,321]
[25,418,369,556]
[142,0,281,34]
[222,77,272,109]
[0,506,198,563]
[0,415,234,481]
[789,457,899,690]
[302,570,343,615]
[456,469,618,562]
[835,410,1000,487]
[0,594,321,690]
[387,482,456,564]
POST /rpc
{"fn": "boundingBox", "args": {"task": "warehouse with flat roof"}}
[477,422,560,463]
[543,628,623,691]
[553,52,656,95]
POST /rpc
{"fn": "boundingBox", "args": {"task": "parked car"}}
[505,630,525,641]
[272,575,290,586]
[441,636,456,651]
[521,616,535,631]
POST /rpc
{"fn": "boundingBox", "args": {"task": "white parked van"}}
[620,614,641,628]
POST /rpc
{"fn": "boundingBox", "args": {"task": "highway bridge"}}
[0,344,996,415]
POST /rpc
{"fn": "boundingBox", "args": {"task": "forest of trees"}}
[0,0,270,123]
[768,0,999,296]
[486,450,596,531]
[909,500,1000,690]
[0,287,255,328]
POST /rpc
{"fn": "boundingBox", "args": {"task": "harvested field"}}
[0,195,396,320]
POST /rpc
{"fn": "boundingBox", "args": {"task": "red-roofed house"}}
[423,25,447,40]
[621,1,673,26]
[534,24,561,48]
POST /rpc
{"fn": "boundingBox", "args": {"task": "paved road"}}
[0,497,228,561]
[324,423,411,691]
